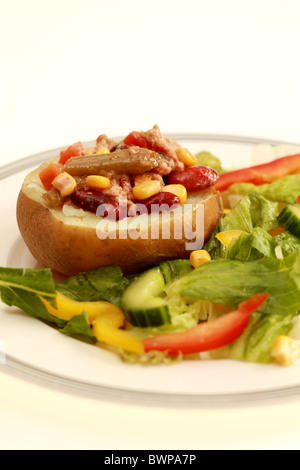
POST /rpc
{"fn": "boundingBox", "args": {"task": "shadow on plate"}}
[6,236,67,283]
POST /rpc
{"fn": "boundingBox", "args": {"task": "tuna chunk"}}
[140,124,184,172]
[95,134,117,152]
[103,175,134,203]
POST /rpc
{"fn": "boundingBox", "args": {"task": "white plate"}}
[1,134,300,408]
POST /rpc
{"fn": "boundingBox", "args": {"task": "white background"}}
[0,0,299,166]
[0,0,300,450]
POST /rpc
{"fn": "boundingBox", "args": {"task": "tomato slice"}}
[39,163,63,191]
[59,142,85,165]
[143,293,268,355]
[268,227,286,237]
[124,130,179,157]
[215,154,300,192]
[123,131,150,149]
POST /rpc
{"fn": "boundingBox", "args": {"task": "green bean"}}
[64,148,161,176]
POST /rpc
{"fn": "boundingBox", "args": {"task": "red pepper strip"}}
[143,293,268,356]
[215,154,300,192]
[297,195,300,204]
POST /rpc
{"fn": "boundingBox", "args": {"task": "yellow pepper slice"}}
[42,292,144,354]
[41,291,122,323]
[93,317,145,355]
[215,230,246,247]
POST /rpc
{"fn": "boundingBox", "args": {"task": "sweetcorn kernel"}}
[52,172,77,197]
[190,250,211,268]
[95,147,110,155]
[133,180,161,200]
[271,336,300,367]
[163,184,187,205]
[176,148,197,167]
[86,175,111,190]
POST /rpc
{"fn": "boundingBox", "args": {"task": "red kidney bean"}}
[71,190,120,219]
[140,191,180,214]
[71,190,181,219]
[109,142,129,152]
[168,166,219,192]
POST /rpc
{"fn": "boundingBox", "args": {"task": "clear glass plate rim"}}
[1,132,300,409]
[1,132,300,179]
[3,355,300,409]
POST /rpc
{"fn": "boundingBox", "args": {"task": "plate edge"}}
[1,133,300,407]
[1,133,300,180]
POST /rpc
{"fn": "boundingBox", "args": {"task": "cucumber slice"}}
[121,267,170,327]
[278,204,300,238]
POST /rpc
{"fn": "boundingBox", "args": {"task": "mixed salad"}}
[1,142,300,367]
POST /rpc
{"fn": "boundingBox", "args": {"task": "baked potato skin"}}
[17,171,223,277]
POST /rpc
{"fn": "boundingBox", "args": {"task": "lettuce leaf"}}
[273,232,300,256]
[203,224,223,259]
[243,313,295,363]
[169,252,300,317]
[160,260,215,329]
[56,265,129,307]
[228,174,300,204]
[0,268,100,343]
[0,267,65,328]
[226,229,300,262]
[221,193,278,233]
[211,312,295,363]
[159,260,193,286]
[195,151,224,174]
[226,227,275,261]
[205,193,279,259]
[60,312,97,344]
